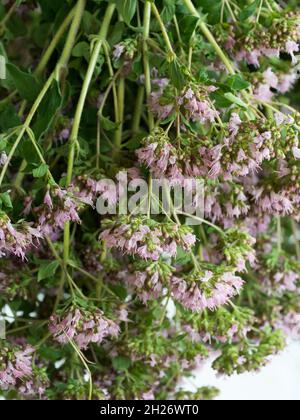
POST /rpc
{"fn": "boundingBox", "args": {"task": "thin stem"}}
[114,77,125,152]
[178,211,224,235]
[147,174,152,219]
[0,75,55,188]
[66,3,115,185]
[64,3,115,265]
[225,0,237,23]
[256,0,264,23]
[277,216,282,253]
[26,127,55,183]
[67,338,93,401]
[0,0,18,31]
[103,42,119,123]
[183,0,236,75]
[173,15,185,57]
[143,1,155,131]
[35,7,76,76]
[132,86,145,133]
[291,220,300,260]
[221,0,225,23]
[151,3,176,61]
[12,6,78,190]
[0,0,86,189]
[68,262,117,297]
[96,57,122,168]
[57,0,86,76]
[143,2,155,221]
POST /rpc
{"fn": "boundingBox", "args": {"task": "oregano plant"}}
[0,0,299,401]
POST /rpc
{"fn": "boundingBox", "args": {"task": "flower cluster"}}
[0,344,34,391]
[171,268,244,312]
[149,83,218,124]
[0,212,42,259]
[100,216,196,261]
[123,260,174,303]
[208,114,278,181]
[253,68,298,101]
[49,307,119,350]
[276,312,300,339]
[222,12,300,66]
[33,187,89,237]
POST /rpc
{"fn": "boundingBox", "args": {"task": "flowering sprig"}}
[49,305,119,350]
[100,216,196,261]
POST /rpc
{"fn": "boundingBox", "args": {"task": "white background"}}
[183,341,300,400]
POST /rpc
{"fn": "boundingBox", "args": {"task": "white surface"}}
[182,341,300,400]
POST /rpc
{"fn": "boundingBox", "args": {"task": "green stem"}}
[151,3,176,61]
[114,77,125,153]
[66,3,115,186]
[96,67,123,167]
[0,0,86,189]
[26,127,55,183]
[256,0,264,23]
[103,42,120,124]
[13,7,77,190]
[0,75,54,188]
[143,1,155,132]
[131,86,145,133]
[64,3,115,265]
[35,7,76,76]
[0,0,18,32]
[143,2,155,220]
[225,0,237,22]
[178,211,224,235]
[291,220,300,260]
[183,0,236,75]
[277,216,282,253]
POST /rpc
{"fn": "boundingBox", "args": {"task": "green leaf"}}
[224,93,248,108]
[239,0,260,21]
[169,60,186,90]
[226,75,250,91]
[210,91,232,108]
[0,104,21,131]
[115,0,137,25]
[38,261,60,282]
[6,63,42,102]
[195,0,223,24]
[112,356,132,371]
[0,192,13,210]
[33,163,49,178]
[0,137,7,152]
[178,15,199,43]
[161,0,176,22]
[100,115,119,131]
[72,42,90,60]
[33,81,63,140]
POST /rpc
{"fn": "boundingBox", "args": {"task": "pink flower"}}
[285,40,299,64]
[44,191,53,209]
[228,113,242,135]
[263,68,278,89]
[292,147,300,159]
[50,307,119,350]
[0,345,34,391]
[170,270,244,312]
[278,72,298,93]
[254,84,273,102]
[0,214,43,260]
[0,152,8,166]
[142,391,155,400]
[113,43,125,59]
